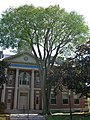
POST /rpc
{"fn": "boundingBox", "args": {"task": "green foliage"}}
[0,102,6,113]
[72,41,90,97]
[53,40,90,97]
[0,61,9,85]
[0,5,89,114]
[46,114,90,120]
[0,5,89,53]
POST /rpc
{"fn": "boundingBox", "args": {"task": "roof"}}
[3,51,34,60]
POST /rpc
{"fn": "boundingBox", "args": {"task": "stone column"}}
[1,68,7,102]
[1,84,6,102]
[14,68,19,109]
[30,70,34,110]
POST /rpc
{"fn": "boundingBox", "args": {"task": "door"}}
[19,92,28,109]
[35,95,40,110]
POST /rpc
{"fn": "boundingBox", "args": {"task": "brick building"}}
[0,52,88,113]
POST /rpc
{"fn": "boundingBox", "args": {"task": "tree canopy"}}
[53,40,90,98]
[0,60,9,86]
[0,5,89,68]
[0,5,89,114]
[0,5,89,55]
[72,40,90,97]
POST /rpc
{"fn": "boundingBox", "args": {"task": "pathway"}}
[10,114,45,120]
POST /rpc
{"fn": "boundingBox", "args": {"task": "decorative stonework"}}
[24,56,28,61]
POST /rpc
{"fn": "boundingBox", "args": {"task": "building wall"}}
[0,53,89,113]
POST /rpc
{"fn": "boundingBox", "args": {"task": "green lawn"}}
[46,115,90,120]
[45,112,90,120]
[0,114,10,120]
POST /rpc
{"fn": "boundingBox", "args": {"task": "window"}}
[8,71,14,85]
[36,96,39,104]
[36,76,40,86]
[50,93,56,104]
[7,93,12,109]
[35,72,40,86]
[74,95,79,104]
[62,94,68,104]
[8,75,13,85]
[7,94,12,103]
[19,72,30,85]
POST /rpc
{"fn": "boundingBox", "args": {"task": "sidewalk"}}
[10,114,45,120]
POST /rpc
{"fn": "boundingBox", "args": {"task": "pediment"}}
[4,52,36,64]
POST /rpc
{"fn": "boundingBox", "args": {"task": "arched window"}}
[19,72,30,85]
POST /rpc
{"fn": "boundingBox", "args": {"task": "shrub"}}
[0,102,6,113]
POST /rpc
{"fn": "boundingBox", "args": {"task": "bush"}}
[0,102,6,113]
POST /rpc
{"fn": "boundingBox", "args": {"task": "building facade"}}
[0,52,89,113]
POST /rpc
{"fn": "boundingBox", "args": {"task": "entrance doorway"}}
[19,92,28,110]
[35,95,40,110]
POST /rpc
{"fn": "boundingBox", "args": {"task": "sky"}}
[0,0,90,54]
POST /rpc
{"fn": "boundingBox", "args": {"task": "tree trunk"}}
[40,69,47,114]
[39,67,52,114]
[46,83,51,115]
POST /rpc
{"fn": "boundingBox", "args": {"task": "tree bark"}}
[39,68,47,114]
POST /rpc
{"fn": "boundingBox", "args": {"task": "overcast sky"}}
[0,0,90,26]
[0,0,90,54]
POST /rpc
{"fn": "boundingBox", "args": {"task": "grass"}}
[0,114,10,120]
[46,115,90,120]
[45,112,90,120]
[0,112,90,120]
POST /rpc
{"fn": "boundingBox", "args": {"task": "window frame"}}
[7,92,12,109]
[62,94,69,105]
[19,72,30,85]
[74,95,80,105]
[50,93,57,105]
